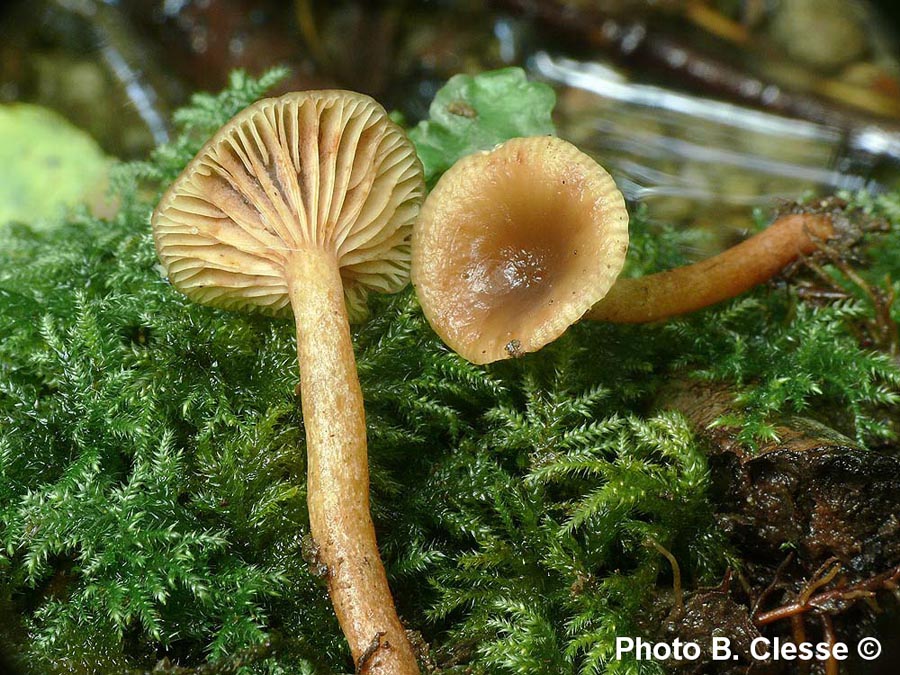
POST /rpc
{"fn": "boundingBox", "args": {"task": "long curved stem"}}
[586,213,835,323]
[287,249,419,675]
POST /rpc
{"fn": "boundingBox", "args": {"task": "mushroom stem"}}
[287,249,419,675]
[586,213,835,324]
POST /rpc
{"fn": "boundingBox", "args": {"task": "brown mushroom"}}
[412,136,839,365]
[411,135,629,365]
[152,91,424,674]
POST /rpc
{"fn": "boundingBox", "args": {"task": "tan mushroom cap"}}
[152,90,425,320]
[411,136,629,365]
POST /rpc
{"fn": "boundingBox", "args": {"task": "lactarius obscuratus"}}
[412,135,837,364]
[152,91,425,674]
[411,135,630,364]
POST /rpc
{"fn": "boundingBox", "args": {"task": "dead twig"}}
[751,552,795,618]
[754,564,900,626]
[821,614,840,675]
[648,537,685,618]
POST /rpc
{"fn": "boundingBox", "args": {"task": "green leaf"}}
[408,67,556,185]
[0,104,110,227]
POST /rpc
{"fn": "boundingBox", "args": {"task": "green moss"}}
[1,69,899,674]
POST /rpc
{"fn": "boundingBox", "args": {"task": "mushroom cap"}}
[152,90,425,320]
[411,135,629,364]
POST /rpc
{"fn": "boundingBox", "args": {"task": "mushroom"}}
[412,135,837,364]
[411,135,630,365]
[152,91,424,674]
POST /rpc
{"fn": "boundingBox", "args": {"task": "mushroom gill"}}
[153,90,422,321]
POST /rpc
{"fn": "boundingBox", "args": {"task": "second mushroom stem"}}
[287,249,420,675]
[586,213,836,323]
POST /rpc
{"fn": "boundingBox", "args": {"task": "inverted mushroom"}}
[411,135,629,365]
[412,135,838,365]
[152,91,424,674]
